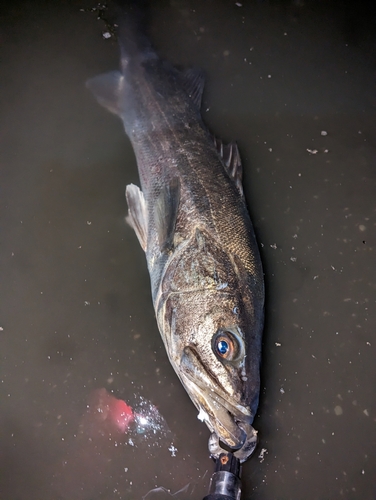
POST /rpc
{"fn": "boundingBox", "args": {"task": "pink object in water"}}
[110,395,134,432]
[88,388,134,433]
[52,389,134,498]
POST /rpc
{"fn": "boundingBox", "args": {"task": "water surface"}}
[1,1,375,499]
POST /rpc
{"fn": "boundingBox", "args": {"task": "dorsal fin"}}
[154,178,181,253]
[213,137,244,198]
[180,68,205,109]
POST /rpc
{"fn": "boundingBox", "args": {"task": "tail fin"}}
[115,0,156,70]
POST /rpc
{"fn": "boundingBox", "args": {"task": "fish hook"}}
[208,422,258,463]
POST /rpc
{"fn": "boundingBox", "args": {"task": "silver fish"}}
[87,10,264,461]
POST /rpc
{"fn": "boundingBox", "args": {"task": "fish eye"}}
[217,339,229,356]
[212,329,242,363]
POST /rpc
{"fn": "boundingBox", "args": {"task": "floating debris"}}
[80,2,118,40]
[258,448,268,463]
[168,444,178,457]
[334,405,343,416]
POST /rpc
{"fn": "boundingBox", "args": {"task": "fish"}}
[86,6,264,459]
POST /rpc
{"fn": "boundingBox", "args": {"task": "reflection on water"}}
[143,483,196,500]
[133,395,172,441]
[52,388,176,499]
[80,388,172,444]
[85,388,135,434]
[1,0,376,499]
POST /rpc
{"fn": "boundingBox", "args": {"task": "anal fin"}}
[125,184,148,252]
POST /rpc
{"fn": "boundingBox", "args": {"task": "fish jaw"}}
[183,377,250,449]
[179,346,254,450]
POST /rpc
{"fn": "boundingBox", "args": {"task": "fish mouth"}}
[179,347,254,450]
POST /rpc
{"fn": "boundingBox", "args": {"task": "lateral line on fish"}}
[164,289,233,297]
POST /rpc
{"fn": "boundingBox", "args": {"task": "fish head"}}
[161,281,263,452]
[156,227,264,452]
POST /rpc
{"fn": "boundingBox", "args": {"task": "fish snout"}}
[180,346,256,453]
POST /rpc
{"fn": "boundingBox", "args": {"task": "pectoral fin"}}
[154,178,181,253]
[125,184,148,252]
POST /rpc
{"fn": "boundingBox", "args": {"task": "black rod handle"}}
[203,453,242,500]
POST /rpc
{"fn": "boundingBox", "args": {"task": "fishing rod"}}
[203,426,257,500]
[203,452,242,500]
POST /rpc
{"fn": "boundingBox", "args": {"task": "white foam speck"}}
[197,408,208,422]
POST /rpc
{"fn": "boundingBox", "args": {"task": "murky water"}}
[1,1,375,499]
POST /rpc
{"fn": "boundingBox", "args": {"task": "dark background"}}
[1,1,375,499]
